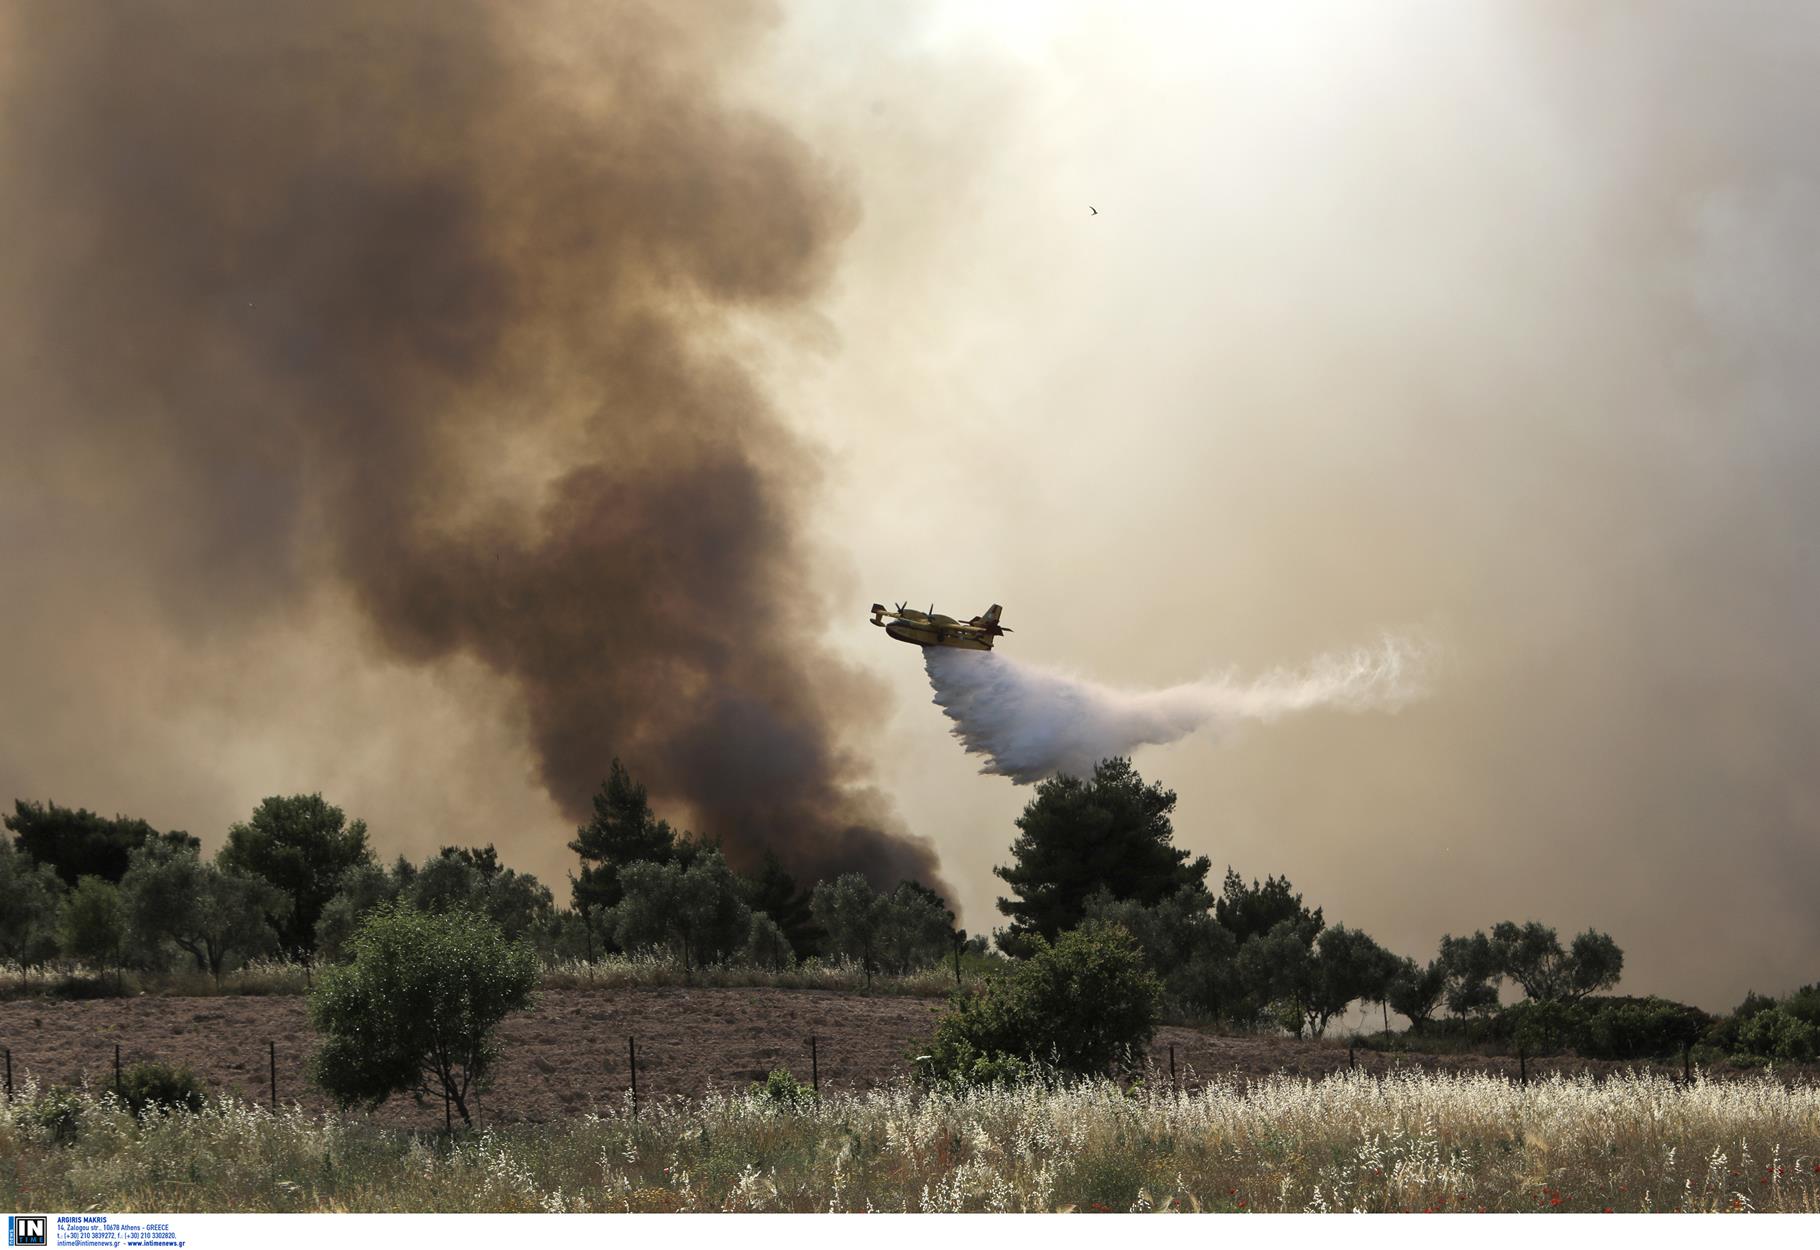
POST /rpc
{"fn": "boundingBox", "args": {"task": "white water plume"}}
[923,637,1433,784]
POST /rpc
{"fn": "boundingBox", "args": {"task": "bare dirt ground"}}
[0,988,1795,1132]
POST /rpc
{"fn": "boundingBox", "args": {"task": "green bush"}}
[1577,997,1708,1061]
[28,1086,87,1144]
[117,1061,207,1116]
[1736,1007,1819,1063]
[748,1067,816,1107]
[917,921,1160,1086]
[1496,999,1583,1056]
[742,913,796,970]
[1781,984,1820,1030]
[1493,995,1707,1061]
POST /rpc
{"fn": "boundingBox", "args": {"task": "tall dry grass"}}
[4,1068,1817,1212]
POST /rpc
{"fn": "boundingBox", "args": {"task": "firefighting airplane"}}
[870,602,1011,650]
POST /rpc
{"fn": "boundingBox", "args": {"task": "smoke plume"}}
[925,639,1430,783]
[0,3,940,887]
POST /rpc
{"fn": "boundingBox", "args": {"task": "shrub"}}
[1493,995,1709,1061]
[1782,984,1820,1030]
[1736,1008,1819,1063]
[117,1061,207,1116]
[28,1086,87,1144]
[1578,997,1709,1061]
[918,921,1160,1085]
[1498,999,1583,1056]
[742,912,795,970]
[1083,887,1236,1019]
[749,1067,816,1107]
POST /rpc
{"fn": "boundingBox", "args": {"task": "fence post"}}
[1169,1044,1176,1094]
[810,1035,819,1094]
[1349,1038,1356,1070]
[1518,1047,1527,1086]
[4,1047,10,1100]
[269,1040,277,1110]
[628,1035,638,1118]
[1682,1040,1691,1085]
[114,1042,122,1100]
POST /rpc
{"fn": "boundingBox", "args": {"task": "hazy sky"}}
[4,3,1818,1009]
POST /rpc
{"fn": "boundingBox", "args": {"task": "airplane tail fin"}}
[969,604,1009,634]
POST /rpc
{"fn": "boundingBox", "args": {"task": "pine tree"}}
[741,851,824,959]
[567,760,678,950]
[993,757,1211,950]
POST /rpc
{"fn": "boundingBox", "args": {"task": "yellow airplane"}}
[870,601,1011,650]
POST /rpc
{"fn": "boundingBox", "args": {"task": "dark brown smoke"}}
[0,2,941,888]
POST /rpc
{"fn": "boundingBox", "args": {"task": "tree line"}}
[0,764,971,987]
[5,755,1810,1069]
[988,757,1626,1037]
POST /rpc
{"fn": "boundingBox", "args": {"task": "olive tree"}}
[309,904,536,1127]
[61,875,129,987]
[609,846,750,971]
[1488,921,1624,1003]
[812,875,956,986]
[120,839,284,986]
[0,841,64,978]
[1388,956,1446,1034]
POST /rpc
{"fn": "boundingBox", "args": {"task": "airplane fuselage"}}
[871,602,1006,650]
[885,620,994,650]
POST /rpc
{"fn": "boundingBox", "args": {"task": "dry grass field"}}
[3,1067,1817,1212]
[7,986,1818,1212]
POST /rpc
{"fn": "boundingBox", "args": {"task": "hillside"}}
[3,987,1783,1134]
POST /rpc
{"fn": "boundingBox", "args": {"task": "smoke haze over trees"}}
[0,2,938,893]
[9,5,1820,1008]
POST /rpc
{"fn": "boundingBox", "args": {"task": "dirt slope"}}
[0,988,1762,1132]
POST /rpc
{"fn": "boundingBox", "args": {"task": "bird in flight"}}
[1089,206,1098,215]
